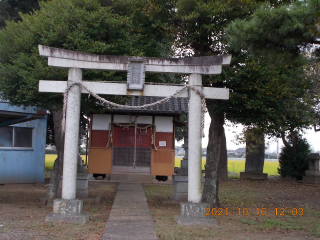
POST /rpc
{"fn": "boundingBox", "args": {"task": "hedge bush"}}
[277,133,311,180]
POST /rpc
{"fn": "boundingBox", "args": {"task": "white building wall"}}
[114,115,132,123]
[137,116,152,124]
[92,114,111,130]
[155,116,173,132]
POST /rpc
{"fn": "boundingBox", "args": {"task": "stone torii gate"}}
[38,45,231,224]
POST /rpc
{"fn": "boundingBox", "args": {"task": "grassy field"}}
[45,155,279,176]
[45,154,88,169]
[45,154,56,169]
[174,157,279,176]
[227,159,279,175]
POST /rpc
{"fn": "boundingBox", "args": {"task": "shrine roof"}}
[105,96,188,115]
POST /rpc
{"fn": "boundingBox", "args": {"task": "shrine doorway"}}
[111,125,152,174]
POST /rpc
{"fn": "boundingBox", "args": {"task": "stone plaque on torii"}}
[38,45,231,224]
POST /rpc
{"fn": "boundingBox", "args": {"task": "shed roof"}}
[104,96,188,115]
[0,101,47,127]
[0,110,46,127]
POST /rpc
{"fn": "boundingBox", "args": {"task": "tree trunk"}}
[281,131,297,159]
[281,131,291,148]
[202,112,226,207]
[291,132,297,159]
[42,109,64,206]
[219,126,228,181]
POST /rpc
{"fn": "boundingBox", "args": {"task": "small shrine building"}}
[88,96,188,181]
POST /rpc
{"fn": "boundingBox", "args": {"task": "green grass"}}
[174,157,279,176]
[240,218,258,225]
[45,154,56,169]
[261,218,302,230]
[174,158,206,169]
[45,154,87,170]
[45,155,279,176]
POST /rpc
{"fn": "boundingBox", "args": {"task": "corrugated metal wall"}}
[0,103,47,184]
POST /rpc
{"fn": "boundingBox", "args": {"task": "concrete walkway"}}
[102,183,158,240]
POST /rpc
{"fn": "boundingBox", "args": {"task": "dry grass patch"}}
[144,180,320,240]
[0,181,117,239]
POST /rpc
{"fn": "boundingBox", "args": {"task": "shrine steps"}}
[110,173,154,182]
[109,166,153,182]
[111,166,150,173]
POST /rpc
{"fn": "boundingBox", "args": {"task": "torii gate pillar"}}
[62,68,82,200]
[46,68,89,224]
[188,74,203,203]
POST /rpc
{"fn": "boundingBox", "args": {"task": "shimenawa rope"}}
[61,82,207,138]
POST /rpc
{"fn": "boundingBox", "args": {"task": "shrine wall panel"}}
[155,132,173,149]
[151,150,174,176]
[155,116,173,132]
[88,148,112,174]
[92,114,111,130]
[91,130,109,147]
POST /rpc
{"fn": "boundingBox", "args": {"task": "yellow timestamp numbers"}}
[205,208,304,216]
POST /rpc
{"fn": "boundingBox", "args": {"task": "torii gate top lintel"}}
[38,45,231,75]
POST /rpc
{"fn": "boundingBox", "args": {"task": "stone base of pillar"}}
[303,175,320,184]
[58,172,90,199]
[172,175,205,202]
[240,172,268,180]
[45,198,88,224]
[174,202,217,226]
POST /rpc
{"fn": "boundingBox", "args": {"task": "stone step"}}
[110,173,154,182]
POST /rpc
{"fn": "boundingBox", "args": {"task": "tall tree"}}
[175,0,318,207]
[225,0,320,62]
[0,0,40,28]
[175,0,260,207]
[225,0,320,148]
[0,0,177,204]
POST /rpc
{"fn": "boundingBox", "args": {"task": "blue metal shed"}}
[0,101,47,184]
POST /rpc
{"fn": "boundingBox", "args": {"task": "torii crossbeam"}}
[38,45,231,224]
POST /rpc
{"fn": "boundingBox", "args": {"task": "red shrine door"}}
[112,126,152,171]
